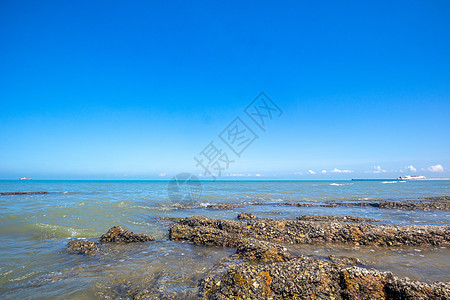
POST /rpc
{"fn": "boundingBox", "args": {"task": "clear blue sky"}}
[1,0,449,179]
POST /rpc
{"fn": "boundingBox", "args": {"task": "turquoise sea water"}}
[0,180,449,299]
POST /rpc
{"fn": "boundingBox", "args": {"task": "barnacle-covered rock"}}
[67,239,99,254]
[236,238,295,262]
[237,212,258,220]
[99,226,154,243]
[199,257,450,299]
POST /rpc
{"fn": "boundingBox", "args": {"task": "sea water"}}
[0,180,449,299]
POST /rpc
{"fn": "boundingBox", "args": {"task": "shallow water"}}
[0,180,449,298]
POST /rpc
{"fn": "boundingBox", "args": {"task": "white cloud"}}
[374,165,387,174]
[366,166,388,174]
[307,170,316,175]
[255,173,261,177]
[321,170,327,174]
[330,168,354,173]
[294,172,303,175]
[427,164,444,173]
[225,173,245,177]
[158,173,166,177]
[407,165,417,173]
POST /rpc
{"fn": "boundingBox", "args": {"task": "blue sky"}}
[1,0,449,180]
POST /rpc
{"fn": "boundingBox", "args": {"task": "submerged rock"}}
[275,196,450,211]
[204,203,244,210]
[99,226,154,243]
[67,240,99,254]
[297,215,378,223]
[0,191,49,195]
[237,212,258,220]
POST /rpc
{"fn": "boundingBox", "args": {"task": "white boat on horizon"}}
[20,177,32,180]
[397,175,426,180]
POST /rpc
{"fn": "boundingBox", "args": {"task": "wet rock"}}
[245,219,450,246]
[236,238,295,262]
[297,214,378,223]
[275,196,450,211]
[237,212,258,220]
[327,255,361,266]
[425,196,450,201]
[384,276,450,299]
[372,198,450,211]
[169,223,241,247]
[204,203,243,210]
[199,256,450,299]
[115,279,198,300]
[0,191,48,195]
[99,226,154,243]
[169,218,295,263]
[131,289,198,300]
[169,216,450,246]
[199,256,343,299]
[67,239,99,254]
[172,216,244,235]
[276,202,330,208]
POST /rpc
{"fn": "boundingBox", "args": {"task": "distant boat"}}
[397,175,426,180]
[20,177,32,180]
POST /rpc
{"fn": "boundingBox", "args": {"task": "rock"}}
[204,203,243,210]
[328,255,361,266]
[169,216,450,247]
[274,196,450,211]
[99,226,154,243]
[0,191,49,195]
[199,256,450,299]
[199,256,343,299]
[67,239,99,254]
[169,223,241,247]
[297,215,377,223]
[237,212,258,220]
[236,238,295,262]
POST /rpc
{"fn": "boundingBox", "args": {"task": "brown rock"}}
[67,240,99,254]
[237,212,258,220]
[297,214,377,223]
[0,191,49,195]
[169,216,450,247]
[199,257,450,299]
[236,238,295,262]
[99,226,154,243]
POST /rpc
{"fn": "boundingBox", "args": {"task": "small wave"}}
[330,183,344,186]
[1,222,98,239]
[382,181,397,184]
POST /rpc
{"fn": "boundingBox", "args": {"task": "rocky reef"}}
[68,215,450,298]
[67,226,154,255]
[237,212,258,220]
[0,191,49,195]
[199,257,450,299]
[99,226,154,243]
[296,215,378,222]
[276,196,450,211]
[67,240,100,254]
[169,216,450,246]
[166,214,450,299]
[168,195,450,211]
